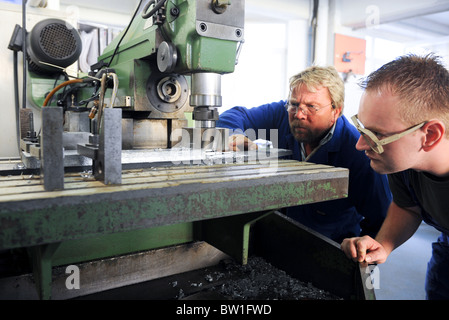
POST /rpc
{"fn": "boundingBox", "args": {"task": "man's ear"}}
[422,120,445,151]
[333,105,343,120]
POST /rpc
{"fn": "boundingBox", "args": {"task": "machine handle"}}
[142,0,168,19]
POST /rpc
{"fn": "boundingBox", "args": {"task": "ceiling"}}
[379,11,449,44]
[59,0,449,44]
[59,0,139,15]
[338,0,449,44]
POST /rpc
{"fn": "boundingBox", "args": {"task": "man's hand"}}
[340,235,389,264]
[229,134,258,151]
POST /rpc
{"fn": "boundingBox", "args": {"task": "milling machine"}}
[14,0,252,188]
[0,0,374,300]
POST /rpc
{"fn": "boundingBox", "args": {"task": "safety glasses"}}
[285,101,333,116]
[351,114,426,154]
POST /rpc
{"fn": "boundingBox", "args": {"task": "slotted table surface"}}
[0,160,348,250]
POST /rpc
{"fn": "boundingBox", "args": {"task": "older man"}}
[341,54,449,299]
[217,66,391,243]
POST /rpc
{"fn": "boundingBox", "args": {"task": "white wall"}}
[0,2,78,159]
[2,0,449,158]
[0,2,131,158]
[330,0,449,120]
[221,0,310,111]
[221,19,308,111]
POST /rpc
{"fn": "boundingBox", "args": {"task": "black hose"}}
[13,51,22,157]
[107,0,144,68]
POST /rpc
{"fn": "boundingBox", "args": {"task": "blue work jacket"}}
[217,100,392,243]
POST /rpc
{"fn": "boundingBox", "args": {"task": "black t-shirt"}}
[388,170,449,232]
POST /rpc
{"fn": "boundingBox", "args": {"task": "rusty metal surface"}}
[0,160,348,250]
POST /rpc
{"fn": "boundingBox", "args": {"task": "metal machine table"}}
[0,160,350,299]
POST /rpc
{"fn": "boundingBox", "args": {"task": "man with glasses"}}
[341,54,449,299]
[217,65,391,243]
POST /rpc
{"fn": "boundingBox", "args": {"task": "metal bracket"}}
[77,108,122,184]
[41,107,64,191]
[196,211,273,265]
[95,108,122,184]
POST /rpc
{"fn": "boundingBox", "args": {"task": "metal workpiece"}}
[77,108,122,185]
[0,160,348,250]
[177,127,229,151]
[41,107,64,191]
[95,108,122,185]
[119,147,291,167]
[19,108,35,140]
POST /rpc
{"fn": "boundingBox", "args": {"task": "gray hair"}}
[289,65,345,115]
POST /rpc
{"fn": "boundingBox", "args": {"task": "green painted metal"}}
[25,0,239,113]
[27,74,64,108]
[197,211,273,265]
[27,223,194,299]
[28,243,60,300]
[99,0,238,74]
[51,222,194,266]
[0,176,347,250]
[0,161,349,299]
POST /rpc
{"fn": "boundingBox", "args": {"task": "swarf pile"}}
[192,256,341,300]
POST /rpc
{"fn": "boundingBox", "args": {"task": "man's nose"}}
[355,135,369,151]
[294,107,307,119]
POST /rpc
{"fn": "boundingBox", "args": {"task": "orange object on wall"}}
[334,33,366,75]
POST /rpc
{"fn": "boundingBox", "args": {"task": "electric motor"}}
[27,18,82,74]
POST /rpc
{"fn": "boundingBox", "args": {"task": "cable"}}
[107,0,144,68]
[22,0,27,109]
[108,73,119,108]
[95,73,107,134]
[141,0,167,19]
[42,79,84,107]
[13,51,22,157]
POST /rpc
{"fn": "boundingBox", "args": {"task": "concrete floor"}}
[373,222,440,300]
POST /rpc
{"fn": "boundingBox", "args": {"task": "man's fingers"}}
[228,135,257,151]
[248,142,258,150]
[364,249,386,264]
[341,238,359,261]
[356,240,368,262]
[342,236,388,264]
[341,236,377,263]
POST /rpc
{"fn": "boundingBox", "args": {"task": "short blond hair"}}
[361,54,449,136]
[289,65,345,115]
